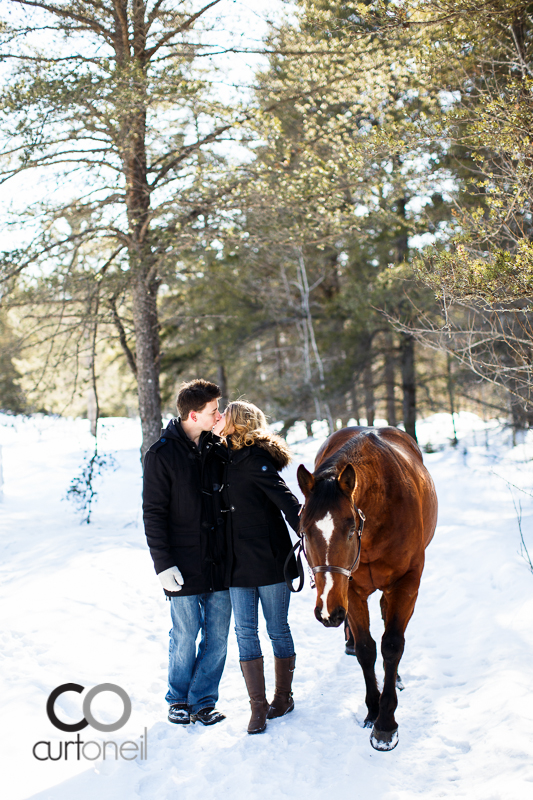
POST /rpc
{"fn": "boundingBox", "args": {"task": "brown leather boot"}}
[240,657,270,734]
[267,655,296,719]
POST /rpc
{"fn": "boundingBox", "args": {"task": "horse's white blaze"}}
[319,572,334,618]
[315,513,336,617]
[314,512,335,564]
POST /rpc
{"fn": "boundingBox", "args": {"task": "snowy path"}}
[1,414,533,800]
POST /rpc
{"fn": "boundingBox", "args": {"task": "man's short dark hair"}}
[177,379,221,420]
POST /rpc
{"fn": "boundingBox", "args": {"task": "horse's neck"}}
[352,462,386,516]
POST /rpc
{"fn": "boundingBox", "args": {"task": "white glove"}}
[157,566,184,592]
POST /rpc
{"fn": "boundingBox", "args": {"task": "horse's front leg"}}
[347,586,380,727]
[371,571,420,751]
[380,594,404,690]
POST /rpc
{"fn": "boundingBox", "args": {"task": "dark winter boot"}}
[267,655,295,719]
[240,657,270,734]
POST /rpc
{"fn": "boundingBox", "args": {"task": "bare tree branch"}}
[108,294,137,376]
[144,0,223,59]
[7,0,115,44]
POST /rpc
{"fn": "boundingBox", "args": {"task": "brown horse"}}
[297,426,437,751]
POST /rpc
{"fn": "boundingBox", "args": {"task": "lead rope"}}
[283,537,306,593]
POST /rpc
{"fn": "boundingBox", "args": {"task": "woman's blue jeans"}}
[229,582,295,662]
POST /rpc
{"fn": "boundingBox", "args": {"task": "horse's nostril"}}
[329,606,346,627]
[314,606,323,622]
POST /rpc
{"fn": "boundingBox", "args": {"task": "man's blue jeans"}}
[165,590,232,713]
[229,582,295,662]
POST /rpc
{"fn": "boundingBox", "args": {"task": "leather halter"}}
[284,504,366,593]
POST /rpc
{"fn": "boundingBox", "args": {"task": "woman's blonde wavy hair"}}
[221,400,268,450]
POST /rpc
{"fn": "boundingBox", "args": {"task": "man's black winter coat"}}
[221,433,301,588]
[143,419,227,596]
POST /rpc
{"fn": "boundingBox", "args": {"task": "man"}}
[143,379,232,726]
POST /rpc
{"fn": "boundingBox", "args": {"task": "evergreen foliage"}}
[1,0,525,437]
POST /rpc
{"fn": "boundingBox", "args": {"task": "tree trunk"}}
[324,401,335,435]
[123,95,160,459]
[113,3,160,461]
[280,417,298,439]
[350,385,361,425]
[395,193,416,440]
[396,197,409,263]
[87,380,98,438]
[217,362,228,408]
[447,353,458,445]
[509,385,527,431]
[384,333,397,427]
[132,276,162,460]
[85,327,99,438]
[400,333,417,441]
[363,361,375,426]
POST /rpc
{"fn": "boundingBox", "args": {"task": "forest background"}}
[1,0,533,457]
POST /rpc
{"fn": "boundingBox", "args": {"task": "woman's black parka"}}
[221,433,301,588]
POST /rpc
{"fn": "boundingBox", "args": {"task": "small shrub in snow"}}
[66,448,117,524]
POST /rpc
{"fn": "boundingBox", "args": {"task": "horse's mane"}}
[315,431,389,480]
[305,432,390,519]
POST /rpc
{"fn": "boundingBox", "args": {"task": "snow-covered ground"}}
[1,412,533,800]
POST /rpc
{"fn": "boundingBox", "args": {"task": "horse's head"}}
[297,462,363,628]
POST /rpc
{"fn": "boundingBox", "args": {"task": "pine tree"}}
[0,0,249,456]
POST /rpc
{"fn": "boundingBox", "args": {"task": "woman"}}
[213,401,301,734]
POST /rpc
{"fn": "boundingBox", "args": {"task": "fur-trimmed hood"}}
[227,431,293,470]
[252,432,293,470]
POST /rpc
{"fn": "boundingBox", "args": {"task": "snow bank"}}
[1,412,532,799]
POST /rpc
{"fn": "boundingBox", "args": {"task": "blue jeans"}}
[165,591,232,713]
[229,582,295,662]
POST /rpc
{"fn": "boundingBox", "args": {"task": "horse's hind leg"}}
[344,620,356,655]
[380,594,404,690]
[347,588,380,727]
[371,572,420,751]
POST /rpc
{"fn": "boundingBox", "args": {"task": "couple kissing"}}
[143,379,301,735]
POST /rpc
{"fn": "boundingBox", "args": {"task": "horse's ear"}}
[338,463,356,498]
[297,464,315,497]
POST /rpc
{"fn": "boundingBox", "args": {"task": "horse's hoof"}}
[370,726,399,751]
[363,712,377,728]
[396,673,405,691]
[345,644,356,656]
